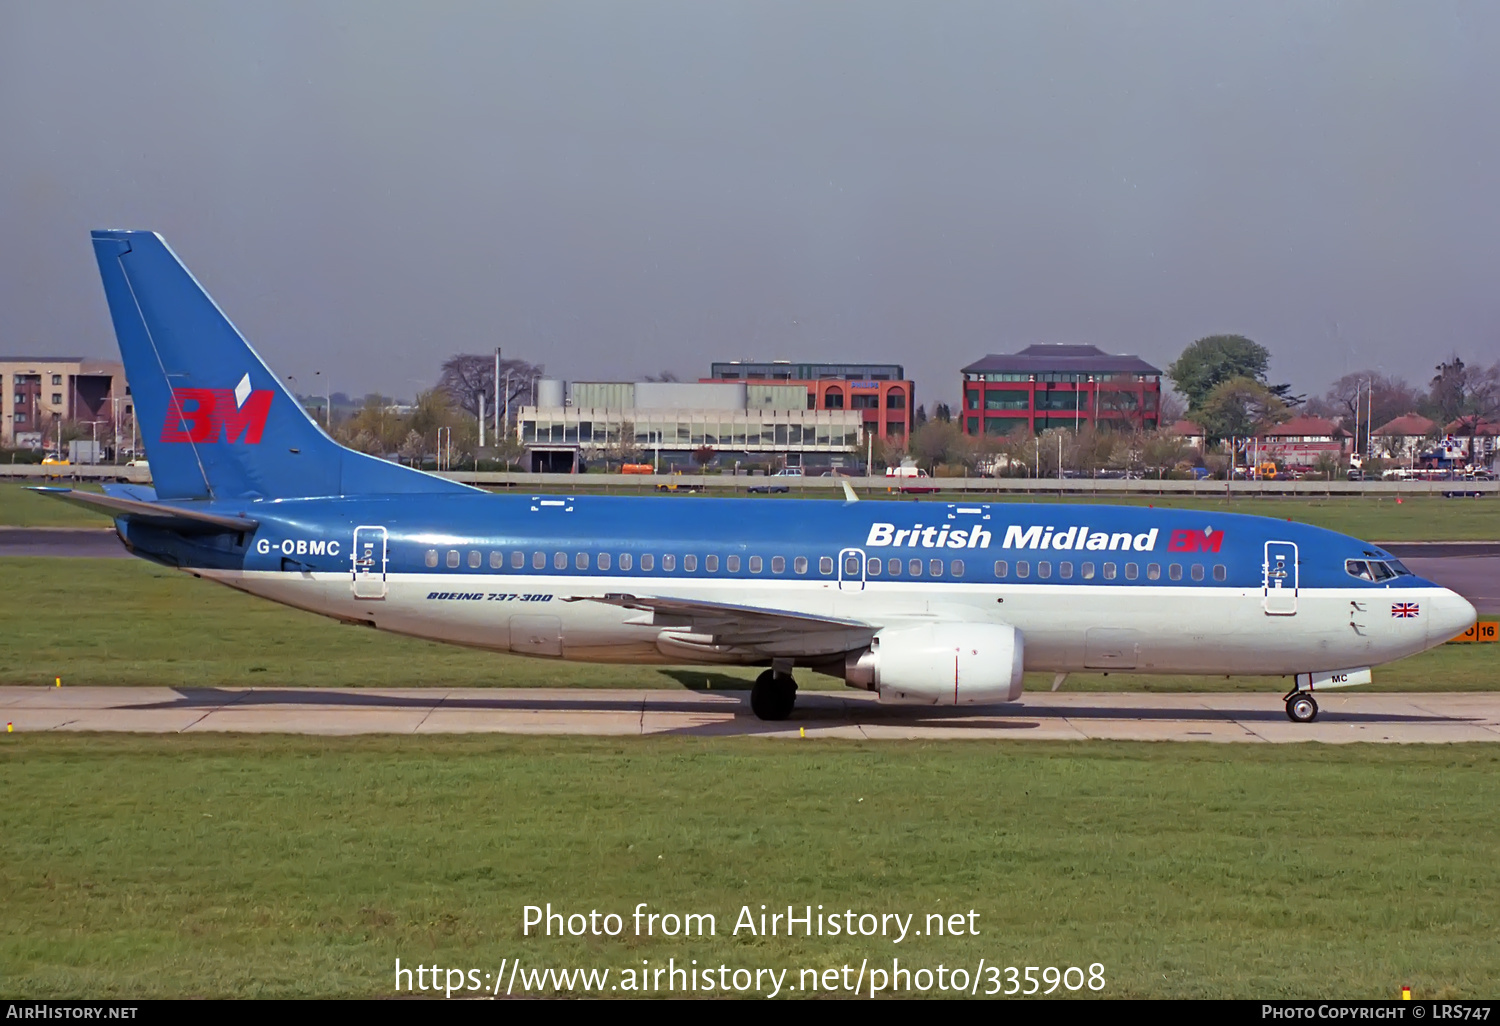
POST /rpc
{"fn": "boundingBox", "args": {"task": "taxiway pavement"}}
[3,687,1499,743]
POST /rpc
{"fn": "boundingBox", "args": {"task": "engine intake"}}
[845,623,1024,705]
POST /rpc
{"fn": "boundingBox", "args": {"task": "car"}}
[41,455,70,479]
[748,469,800,494]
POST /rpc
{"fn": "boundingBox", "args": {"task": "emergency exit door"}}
[352,525,388,600]
[1263,541,1298,615]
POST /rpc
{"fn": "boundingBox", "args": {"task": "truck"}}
[67,440,103,464]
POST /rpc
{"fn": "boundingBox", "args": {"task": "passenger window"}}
[1125,563,1138,580]
[532,552,545,570]
[994,560,1008,578]
[425,549,438,568]
[1169,564,1182,581]
[490,551,502,569]
[929,558,944,576]
[662,554,676,571]
[705,555,718,572]
[598,552,611,571]
[772,556,786,574]
[1060,561,1073,579]
[842,555,858,575]
[822,556,836,575]
[641,554,655,571]
[1213,564,1227,581]
[575,552,588,570]
[469,551,481,568]
[511,551,524,569]
[447,550,460,568]
[1191,564,1204,581]
[620,553,633,571]
[909,558,923,576]
[794,556,807,574]
[1082,562,1095,580]
[684,555,697,572]
[749,556,762,573]
[554,552,567,570]
[951,559,964,577]
[1016,561,1030,579]
[868,557,883,576]
[1103,563,1117,580]
[727,555,740,572]
[888,558,901,576]
[1147,563,1160,580]
[1037,561,1051,579]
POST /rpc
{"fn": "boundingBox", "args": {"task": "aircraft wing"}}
[29,487,258,533]
[567,592,874,647]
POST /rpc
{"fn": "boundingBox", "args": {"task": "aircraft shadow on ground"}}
[131,687,1475,734]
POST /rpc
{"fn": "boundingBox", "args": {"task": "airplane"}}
[35,230,1476,724]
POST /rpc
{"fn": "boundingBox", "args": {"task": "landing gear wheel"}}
[750,669,797,721]
[1286,693,1319,723]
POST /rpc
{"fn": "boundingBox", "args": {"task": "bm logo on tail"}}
[161,373,273,444]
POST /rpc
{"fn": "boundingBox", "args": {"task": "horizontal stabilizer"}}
[28,487,257,533]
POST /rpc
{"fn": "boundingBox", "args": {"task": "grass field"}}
[1,556,1494,692]
[3,481,1497,540]
[1,734,1496,998]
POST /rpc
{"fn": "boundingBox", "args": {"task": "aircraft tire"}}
[750,670,797,721]
[1286,694,1318,723]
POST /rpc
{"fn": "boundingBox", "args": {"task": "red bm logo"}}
[160,375,272,444]
[1167,528,1223,553]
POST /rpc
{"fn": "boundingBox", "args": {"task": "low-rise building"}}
[961,344,1162,436]
[518,379,863,472]
[1,357,129,448]
[1371,414,1436,463]
[1254,416,1348,468]
[702,361,913,442]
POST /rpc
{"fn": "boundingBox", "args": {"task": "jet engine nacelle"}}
[845,623,1024,705]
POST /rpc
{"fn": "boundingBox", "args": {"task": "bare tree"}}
[642,370,681,382]
[437,353,545,419]
[1429,357,1500,465]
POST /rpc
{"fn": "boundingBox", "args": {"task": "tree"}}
[642,370,680,382]
[932,402,952,423]
[692,445,716,469]
[1428,356,1500,464]
[398,429,427,466]
[1139,428,1190,479]
[914,404,928,427]
[1168,335,1270,411]
[1168,334,1302,413]
[437,354,545,420]
[1317,372,1422,453]
[1195,376,1290,443]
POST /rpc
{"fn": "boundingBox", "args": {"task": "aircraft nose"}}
[1426,588,1477,646]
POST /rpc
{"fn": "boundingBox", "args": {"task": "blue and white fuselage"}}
[44,230,1476,723]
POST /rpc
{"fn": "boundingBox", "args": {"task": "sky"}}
[2,1,1498,408]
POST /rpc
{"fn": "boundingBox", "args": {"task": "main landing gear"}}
[1284,690,1319,723]
[750,669,798,721]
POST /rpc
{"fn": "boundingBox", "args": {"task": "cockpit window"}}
[1346,558,1411,582]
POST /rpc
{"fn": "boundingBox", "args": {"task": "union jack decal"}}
[1391,603,1420,618]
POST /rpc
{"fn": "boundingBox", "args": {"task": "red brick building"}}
[961,344,1162,436]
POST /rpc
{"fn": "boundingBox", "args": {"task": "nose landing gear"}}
[1284,690,1319,723]
[750,669,798,721]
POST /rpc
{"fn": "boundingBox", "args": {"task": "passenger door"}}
[1262,541,1298,615]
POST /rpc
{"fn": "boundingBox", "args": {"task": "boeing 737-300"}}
[35,231,1477,723]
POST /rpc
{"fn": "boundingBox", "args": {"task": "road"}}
[3,687,1499,742]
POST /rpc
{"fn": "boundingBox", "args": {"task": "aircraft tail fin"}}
[89,230,474,501]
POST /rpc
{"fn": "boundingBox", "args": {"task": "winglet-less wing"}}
[28,487,258,532]
[566,592,874,648]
